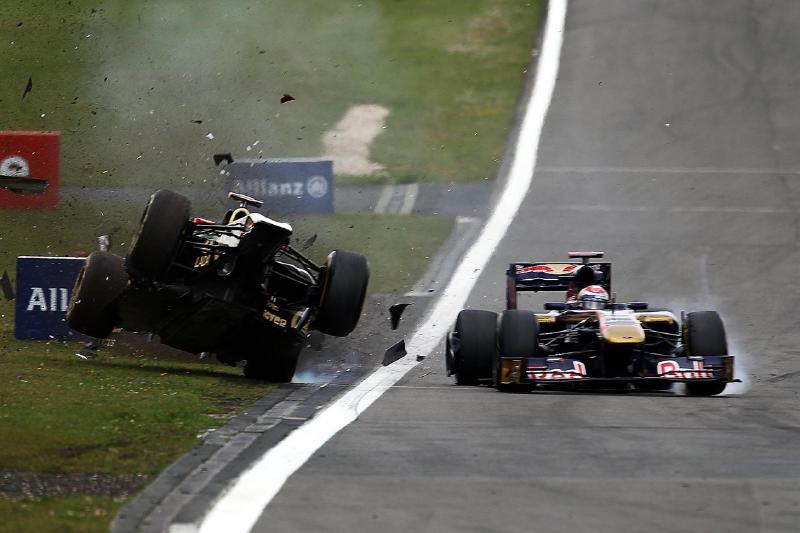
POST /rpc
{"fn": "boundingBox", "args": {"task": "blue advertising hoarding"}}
[222,158,334,215]
[15,256,85,340]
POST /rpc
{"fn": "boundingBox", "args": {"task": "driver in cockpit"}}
[566,264,598,303]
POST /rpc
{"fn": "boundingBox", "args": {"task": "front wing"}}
[497,355,735,387]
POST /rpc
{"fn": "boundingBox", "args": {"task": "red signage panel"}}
[0,131,60,209]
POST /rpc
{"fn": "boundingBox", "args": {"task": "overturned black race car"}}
[446,252,737,396]
[67,190,369,382]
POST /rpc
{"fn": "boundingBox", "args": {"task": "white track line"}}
[187,3,567,532]
[373,184,395,213]
[399,183,419,215]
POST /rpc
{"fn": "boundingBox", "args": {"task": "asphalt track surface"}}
[246,2,800,532]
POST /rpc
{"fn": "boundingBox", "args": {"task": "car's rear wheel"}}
[128,189,190,279]
[453,310,497,385]
[495,310,538,391]
[244,336,303,382]
[67,252,128,338]
[314,250,369,337]
[684,311,728,396]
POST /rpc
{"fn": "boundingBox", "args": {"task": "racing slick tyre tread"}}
[314,250,369,337]
[66,252,128,338]
[453,310,497,385]
[495,310,539,391]
[128,189,190,279]
[244,337,302,382]
[684,311,728,396]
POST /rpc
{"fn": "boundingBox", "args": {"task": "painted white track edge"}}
[187,3,568,532]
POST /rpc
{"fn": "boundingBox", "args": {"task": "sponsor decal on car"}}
[657,360,715,379]
[262,309,288,328]
[527,360,586,380]
[517,264,554,274]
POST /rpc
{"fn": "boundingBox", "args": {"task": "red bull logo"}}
[657,360,715,379]
[517,264,554,274]
[527,361,586,380]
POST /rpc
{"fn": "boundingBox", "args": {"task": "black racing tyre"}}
[314,250,369,337]
[684,311,728,396]
[66,252,128,338]
[453,310,497,385]
[495,310,538,390]
[684,311,728,356]
[685,380,727,396]
[244,337,303,382]
[498,310,539,357]
[128,189,190,279]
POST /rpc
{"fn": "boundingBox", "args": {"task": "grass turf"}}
[1,0,542,186]
[0,341,266,475]
[0,494,125,533]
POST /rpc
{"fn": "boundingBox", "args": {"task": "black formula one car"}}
[67,190,369,382]
[446,252,736,396]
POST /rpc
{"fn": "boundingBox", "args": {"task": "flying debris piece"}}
[0,271,14,300]
[280,93,296,104]
[97,235,111,252]
[382,339,406,366]
[213,153,234,166]
[21,76,32,100]
[299,234,317,251]
[389,302,412,330]
[76,342,99,360]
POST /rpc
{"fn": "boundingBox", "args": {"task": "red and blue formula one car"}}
[446,252,736,396]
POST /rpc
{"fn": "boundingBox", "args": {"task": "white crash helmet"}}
[577,285,609,310]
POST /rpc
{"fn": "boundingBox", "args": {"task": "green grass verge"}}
[1,0,542,185]
[0,334,270,532]
[0,495,123,533]
[0,342,266,474]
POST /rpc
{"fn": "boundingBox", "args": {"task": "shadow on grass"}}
[94,358,255,384]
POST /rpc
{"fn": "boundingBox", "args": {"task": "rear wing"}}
[506,262,612,309]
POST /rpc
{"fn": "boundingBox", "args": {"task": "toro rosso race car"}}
[446,252,736,396]
[67,190,369,382]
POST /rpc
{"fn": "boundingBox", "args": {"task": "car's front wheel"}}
[452,309,497,385]
[495,310,538,391]
[128,189,190,279]
[684,311,728,396]
[314,250,369,337]
[67,252,128,338]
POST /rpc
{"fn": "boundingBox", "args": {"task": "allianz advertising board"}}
[222,158,333,215]
[15,256,85,340]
